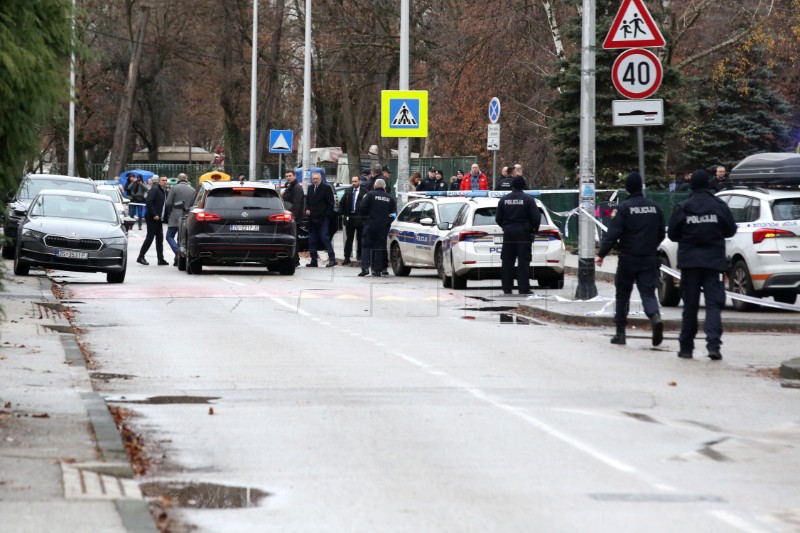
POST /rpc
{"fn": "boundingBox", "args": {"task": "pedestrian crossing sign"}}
[381,90,428,138]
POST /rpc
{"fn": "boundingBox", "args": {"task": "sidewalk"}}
[0,274,156,533]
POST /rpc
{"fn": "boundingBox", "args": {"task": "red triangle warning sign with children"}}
[603,0,665,49]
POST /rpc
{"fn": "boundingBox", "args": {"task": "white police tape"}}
[412,190,541,198]
[659,264,800,312]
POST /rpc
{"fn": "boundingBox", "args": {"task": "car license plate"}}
[230,225,259,231]
[56,249,88,259]
[493,236,503,244]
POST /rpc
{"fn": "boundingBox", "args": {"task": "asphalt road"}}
[45,232,800,533]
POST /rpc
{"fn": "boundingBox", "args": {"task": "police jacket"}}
[282,180,304,221]
[341,185,368,227]
[166,180,196,227]
[359,189,396,232]
[495,190,541,240]
[495,177,514,191]
[667,189,737,271]
[432,179,447,192]
[417,176,436,192]
[144,184,167,221]
[307,181,335,223]
[598,192,665,259]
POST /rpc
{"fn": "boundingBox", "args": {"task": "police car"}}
[439,196,566,290]
[658,188,800,310]
[387,195,470,276]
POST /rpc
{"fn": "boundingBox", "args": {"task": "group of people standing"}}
[597,169,737,360]
[409,162,528,193]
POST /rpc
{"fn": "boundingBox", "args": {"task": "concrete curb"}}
[779,358,800,380]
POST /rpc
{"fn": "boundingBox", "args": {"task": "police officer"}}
[668,169,737,360]
[597,172,666,346]
[495,176,541,294]
[494,164,514,191]
[359,178,396,277]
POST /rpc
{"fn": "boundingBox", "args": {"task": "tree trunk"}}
[107,7,148,179]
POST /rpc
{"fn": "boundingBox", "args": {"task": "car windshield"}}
[771,198,800,221]
[439,203,464,224]
[206,188,283,210]
[98,188,121,203]
[472,207,498,226]
[18,178,95,199]
[30,195,118,223]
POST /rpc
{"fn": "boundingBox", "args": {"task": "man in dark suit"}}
[137,176,169,266]
[282,170,304,266]
[305,171,336,267]
[341,175,368,265]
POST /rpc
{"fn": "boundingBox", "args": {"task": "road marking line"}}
[218,277,247,286]
[271,297,310,316]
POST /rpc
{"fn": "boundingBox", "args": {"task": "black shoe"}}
[306,262,318,267]
[157,259,169,266]
[372,272,382,277]
[326,261,336,268]
[173,257,178,266]
[519,291,532,295]
[358,270,369,277]
[610,334,626,345]
[708,350,722,361]
[342,259,351,265]
[381,270,389,276]
[651,318,664,347]
[677,351,693,359]
[136,256,149,265]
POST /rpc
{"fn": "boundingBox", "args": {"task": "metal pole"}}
[248,0,258,181]
[278,153,283,188]
[576,0,598,300]
[396,0,410,209]
[492,152,497,189]
[68,0,76,177]
[301,0,312,192]
[637,126,645,187]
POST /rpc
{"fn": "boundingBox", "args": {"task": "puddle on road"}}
[121,396,219,405]
[90,372,135,381]
[140,481,268,509]
[460,313,537,325]
[458,306,516,312]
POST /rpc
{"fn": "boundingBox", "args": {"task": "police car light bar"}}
[413,190,541,198]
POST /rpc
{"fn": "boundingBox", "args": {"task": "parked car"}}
[439,197,566,290]
[13,190,127,283]
[177,180,296,275]
[658,187,800,310]
[96,184,135,230]
[387,196,469,276]
[3,174,97,259]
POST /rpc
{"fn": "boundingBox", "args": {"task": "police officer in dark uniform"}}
[417,168,437,192]
[359,178,396,277]
[495,176,541,294]
[494,164,514,191]
[668,169,737,360]
[597,172,666,346]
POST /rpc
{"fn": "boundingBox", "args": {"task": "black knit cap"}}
[625,172,643,193]
[511,176,526,190]
[691,169,710,190]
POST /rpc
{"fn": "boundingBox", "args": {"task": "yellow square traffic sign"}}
[381,90,428,138]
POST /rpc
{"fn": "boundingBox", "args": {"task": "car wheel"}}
[278,259,296,276]
[2,242,15,259]
[657,254,681,307]
[437,246,452,288]
[390,242,411,277]
[451,253,467,290]
[107,262,126,284]
[177,252,186,271]
[537,270,564,290]
[729,260,756,312]
[13,252,29,276]
[774,293,797,305]
[186,256,203,275]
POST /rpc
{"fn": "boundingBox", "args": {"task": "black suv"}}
[3,174,97,259]
[177,181,296,275]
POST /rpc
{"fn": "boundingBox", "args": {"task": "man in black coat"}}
[359,179,396,277]
[305,171,336,267]
[282,170,304,266]
[341,175,368,265]
[495,176,541,294]
[597,172,666,346]
[668,169,737,360]
[137,176,169,266]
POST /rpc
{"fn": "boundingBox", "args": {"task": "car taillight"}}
[752,227,794,244]
[268,212,293,222]
[195,211,222,222]
[538,228,562,241]
[458,230,487,242]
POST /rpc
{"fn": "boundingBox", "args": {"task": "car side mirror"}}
[123,198,130,204]
[437,221,452,231]
[6,191,14,201]
[420,217,435,226]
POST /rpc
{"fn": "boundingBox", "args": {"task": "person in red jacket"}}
[460,163,489,191]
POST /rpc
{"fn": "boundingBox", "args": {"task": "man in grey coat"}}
[165,173,196,266]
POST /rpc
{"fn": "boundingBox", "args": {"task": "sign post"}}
[382,90,428,209]
[488,97,501,188]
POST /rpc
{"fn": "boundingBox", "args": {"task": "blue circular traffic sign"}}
[488,97,501,124]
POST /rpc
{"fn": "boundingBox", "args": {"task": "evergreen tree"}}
[0,0,72,196]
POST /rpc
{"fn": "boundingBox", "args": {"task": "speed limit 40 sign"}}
[611,48,663,99]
